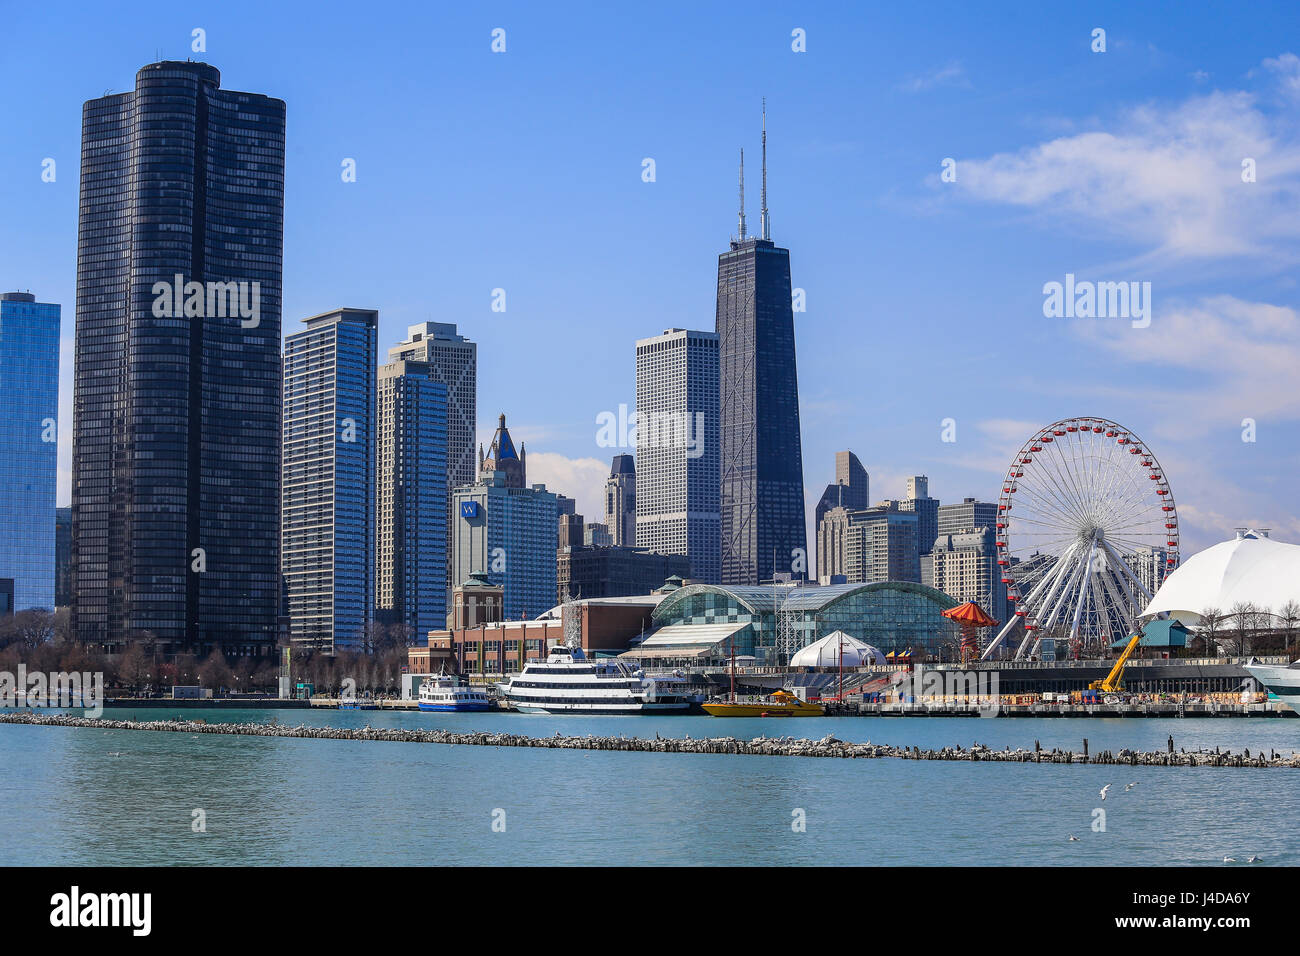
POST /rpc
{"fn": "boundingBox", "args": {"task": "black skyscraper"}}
[72,62,285,656]
[716,109,807,585]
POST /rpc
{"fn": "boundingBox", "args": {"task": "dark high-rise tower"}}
[716,105,807,584]
[72,62,286,656]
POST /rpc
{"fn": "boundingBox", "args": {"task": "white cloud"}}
[898,61,969,93]
[952,78,1300,262]
[1261,52,1300,101]
[1072,294,1300,429]
[524,451,608,524]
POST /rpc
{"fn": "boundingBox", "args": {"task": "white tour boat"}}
[498,644,697,714]
[417,674,491,712]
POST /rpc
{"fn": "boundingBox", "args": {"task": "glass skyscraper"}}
[0,292,60,612]
[385,323,476,588]
[451,416,557,621]
[376,360,449,639]
[716,139,807,584]
[72,61,285,656]
[282,309,377,652]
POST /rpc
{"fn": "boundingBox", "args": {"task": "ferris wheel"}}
[981,417,1180,661]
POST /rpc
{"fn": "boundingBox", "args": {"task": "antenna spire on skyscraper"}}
[737,147,747,240]
[760,98,770,240]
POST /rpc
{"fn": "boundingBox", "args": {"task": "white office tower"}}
[634,328,720,583]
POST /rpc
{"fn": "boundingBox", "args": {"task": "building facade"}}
[634,328,720,583]
[0,292,60,612]
[451,415,557,621]
[55,507,72,608]
[72,62,285,656]
[557,545,691,603]
[632,582,959,665]
[818,503,920,585]
[375,359,449,640]
[900,476,939,556]
[937,498,999,539]
[715,179,807,585]
[385,323,476,587]
[814,450,869,581]
[282,308,377,652]
[605,454,636,547]
[927,528,1008,625]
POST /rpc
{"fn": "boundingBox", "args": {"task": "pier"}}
[1,712,1297,768]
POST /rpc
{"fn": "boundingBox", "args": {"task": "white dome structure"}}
[1142,530,1300,625]
[790,631,886,668]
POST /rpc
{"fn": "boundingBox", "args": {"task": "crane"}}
[1089,632,1142,694]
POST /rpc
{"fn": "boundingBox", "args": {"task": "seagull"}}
[1248,855,1262,863]
[1124,782,1137,792]
[1100,784,1112,800]
[1223,856,1237,863]
[1068,835,1080,842]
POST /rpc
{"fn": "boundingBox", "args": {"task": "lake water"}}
[2,708,1296,866]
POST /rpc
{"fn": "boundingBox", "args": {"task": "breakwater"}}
[2,711,1297,768]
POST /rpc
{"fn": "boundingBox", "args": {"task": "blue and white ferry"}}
[417,675,491,712]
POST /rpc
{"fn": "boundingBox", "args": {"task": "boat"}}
[1243,659,1300,710]
[417,674,491,712]
[497,644,696,714]
[700,631,825,717]
[702,689,826,717]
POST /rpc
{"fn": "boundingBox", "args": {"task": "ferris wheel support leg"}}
[981,616,1021,660]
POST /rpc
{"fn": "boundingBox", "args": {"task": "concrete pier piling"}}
[0,712,1296,769]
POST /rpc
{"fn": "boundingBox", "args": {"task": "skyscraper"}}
[926,497,1007,623]
[900,475,940,556]
[928,528,1008,624]
[634,328,720,583]
[72,62,285,656]
[375,359,449,640]
[282,309,377,652]
[386,322,477,587]
[604,454,636,548]
[716,107,806,585]
[452,415,557,620]
[0,292,60,612]
[818,502,919,585]
[814,450,869,580]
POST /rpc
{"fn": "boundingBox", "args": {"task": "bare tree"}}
[1279,600,1300,656]
[1197,607,1224,656]
[1228,601,1259,656]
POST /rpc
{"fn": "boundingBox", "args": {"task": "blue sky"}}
[2,0,1298,555]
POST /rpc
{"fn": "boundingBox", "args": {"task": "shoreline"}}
[1,711,1295,768]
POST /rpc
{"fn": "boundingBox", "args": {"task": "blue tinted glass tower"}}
[376,359,449,639]
[0,292,60,612]
[283,309,377,652]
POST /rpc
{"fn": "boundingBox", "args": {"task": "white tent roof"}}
[790,631,886,668]
[1142,531,1300,625]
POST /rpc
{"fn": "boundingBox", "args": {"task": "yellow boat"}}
[702,690,825,717]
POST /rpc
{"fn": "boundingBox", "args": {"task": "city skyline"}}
[4,3,1300,559]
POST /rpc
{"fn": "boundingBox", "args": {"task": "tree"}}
[116,642,150,692]
[197,649,234,692]
[1197,607,1224,656]
[1228,601,1259,657]
[1280,600,1300,656]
